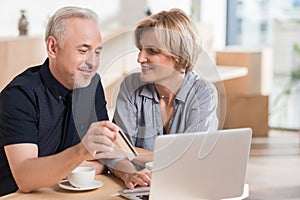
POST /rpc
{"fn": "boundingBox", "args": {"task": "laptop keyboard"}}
[136,195,149,200]
[118,187,150,200]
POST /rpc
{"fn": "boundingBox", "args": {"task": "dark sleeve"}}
[95,78,109,121]
[0,86,38,146]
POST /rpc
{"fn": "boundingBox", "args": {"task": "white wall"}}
[147,0,191,15]
[0,0,148,37]
[0,0,227,48]
[201,0,227,50]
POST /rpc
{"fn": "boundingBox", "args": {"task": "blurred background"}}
[1,0,300,133]
[1,2,300,198]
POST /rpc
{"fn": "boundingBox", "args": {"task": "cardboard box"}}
[216,47,273,96]
[223,95,269,137]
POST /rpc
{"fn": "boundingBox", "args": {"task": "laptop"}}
[118,128,252,200]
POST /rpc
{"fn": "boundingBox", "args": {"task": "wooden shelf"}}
[0,36,47,91]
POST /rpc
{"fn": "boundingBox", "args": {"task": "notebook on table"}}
[118,128,252,200]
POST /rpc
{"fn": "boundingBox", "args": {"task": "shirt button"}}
[80,125,84,130]
[59,96,62,100]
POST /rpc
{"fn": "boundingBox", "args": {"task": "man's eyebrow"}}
[76,43,91,48]
[76,44,103,50]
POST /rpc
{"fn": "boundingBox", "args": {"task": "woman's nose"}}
[137,51,147,63]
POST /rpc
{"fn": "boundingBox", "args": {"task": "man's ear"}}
[46,36,58,58]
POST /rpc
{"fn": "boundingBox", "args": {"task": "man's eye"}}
[79,49,88,54]
[95,49,101,55]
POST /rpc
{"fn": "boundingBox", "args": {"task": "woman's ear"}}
[46,36,58,58]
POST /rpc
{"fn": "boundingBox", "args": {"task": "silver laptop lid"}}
[150,128,252,200]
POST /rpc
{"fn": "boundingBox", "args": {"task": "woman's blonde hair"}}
[134,8,202,72]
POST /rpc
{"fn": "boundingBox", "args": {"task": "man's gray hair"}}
[45,6,100,43]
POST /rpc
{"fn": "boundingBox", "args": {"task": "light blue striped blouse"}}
[113,71,219,151]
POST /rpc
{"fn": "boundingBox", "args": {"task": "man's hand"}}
[81,121,118,160]
[79,160,106,174]
[96,143,127,159]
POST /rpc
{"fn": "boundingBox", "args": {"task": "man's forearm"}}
[5,142,89,193]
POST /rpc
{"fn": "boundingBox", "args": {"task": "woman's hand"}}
[122,169,151,190]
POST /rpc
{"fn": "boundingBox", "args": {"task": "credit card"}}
[116,130,138,160]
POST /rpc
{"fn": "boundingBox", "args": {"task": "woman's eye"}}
[147,48,159,55]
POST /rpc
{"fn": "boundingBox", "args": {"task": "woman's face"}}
[137,30,179,83]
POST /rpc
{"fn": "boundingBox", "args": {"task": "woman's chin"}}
[140,74,154,83]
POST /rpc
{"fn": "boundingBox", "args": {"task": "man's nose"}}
[86,52,100,68]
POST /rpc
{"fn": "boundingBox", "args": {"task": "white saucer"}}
[59,180,103,191]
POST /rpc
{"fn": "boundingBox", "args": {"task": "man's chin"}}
[73,79,92,89]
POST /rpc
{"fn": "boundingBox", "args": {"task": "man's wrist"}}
[74,142,91,160]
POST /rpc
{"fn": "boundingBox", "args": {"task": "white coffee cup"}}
[67,167,95,188]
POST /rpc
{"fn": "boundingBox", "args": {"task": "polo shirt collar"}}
[40,59,71,102]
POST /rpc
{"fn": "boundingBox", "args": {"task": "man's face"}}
[52,18,102,90]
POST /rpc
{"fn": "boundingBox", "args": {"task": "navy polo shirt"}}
[0,59,108,196]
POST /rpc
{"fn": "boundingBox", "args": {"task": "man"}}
[0,6,119,196]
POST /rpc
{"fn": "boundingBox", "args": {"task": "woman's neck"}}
[155,73,185,134]
[154,73,185,101]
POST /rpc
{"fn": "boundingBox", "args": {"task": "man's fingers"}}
[97,121,119,140]
[96,147,126,159]
[82,139,114,157]
[91,134,114,146]
[81,121,122,160]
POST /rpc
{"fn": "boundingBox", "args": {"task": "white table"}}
[195,65,248,83]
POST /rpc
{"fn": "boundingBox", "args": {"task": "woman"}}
[108,8,218,189]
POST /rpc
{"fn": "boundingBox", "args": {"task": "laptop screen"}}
[119,128,252,200]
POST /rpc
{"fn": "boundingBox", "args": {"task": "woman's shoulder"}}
[120,72,145,92]
[123,72,142,82]
[187,72,214,88]
[187,72,217,97]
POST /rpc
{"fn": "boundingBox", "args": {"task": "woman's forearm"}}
[132,147,153,167]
